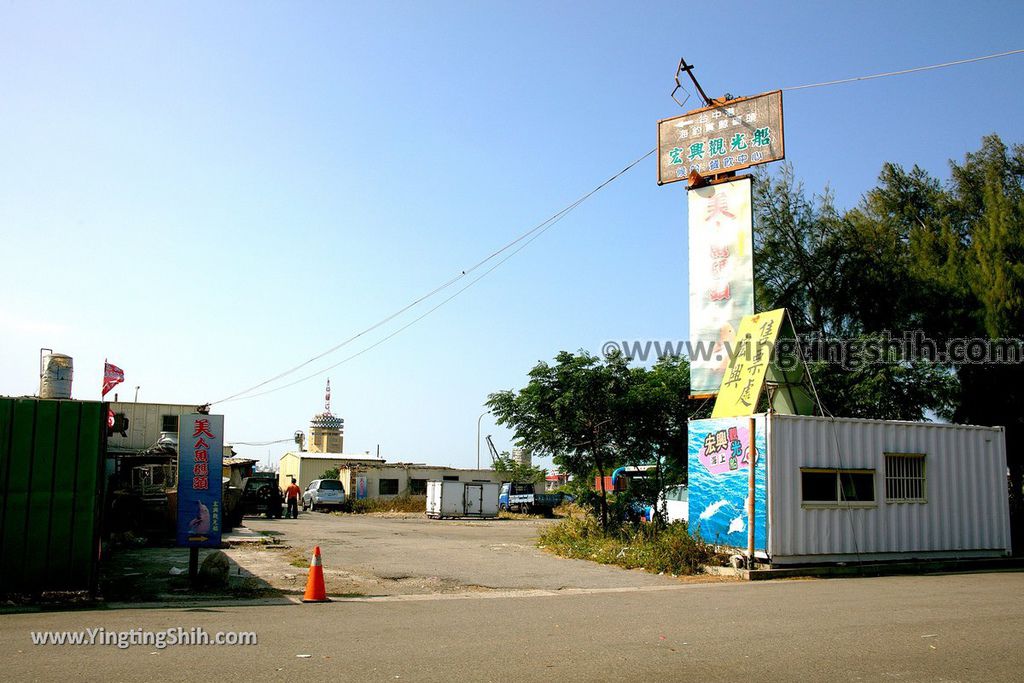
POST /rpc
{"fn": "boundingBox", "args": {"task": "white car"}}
[657,484,689,523]
[302,479,347,511]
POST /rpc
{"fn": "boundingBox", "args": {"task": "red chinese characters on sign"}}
[190,419,216,492]
[705,196,733,305]
[705,193,735,221]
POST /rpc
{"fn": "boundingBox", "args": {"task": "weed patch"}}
[339,495,426,514]
[538,504,720,576]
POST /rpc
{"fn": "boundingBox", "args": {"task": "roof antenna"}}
[672,57,715,108]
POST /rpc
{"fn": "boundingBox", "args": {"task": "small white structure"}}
[338,463,503,501]
[688,413,1012,566]
[107,401,203,452]
[278,452,385,492]
[426,480,501,519]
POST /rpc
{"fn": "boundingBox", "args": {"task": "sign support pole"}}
[189,547,199,587]
[747,416,756,567]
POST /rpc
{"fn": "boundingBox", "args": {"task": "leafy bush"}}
[339,495,426,514]
[538,504,718,575]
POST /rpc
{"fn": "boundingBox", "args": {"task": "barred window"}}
[885,454,926,503]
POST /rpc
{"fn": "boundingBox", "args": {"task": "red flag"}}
[102,361,124,397]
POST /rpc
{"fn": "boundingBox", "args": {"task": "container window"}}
[443,475,460,482]
[801,469,876,505]
[161,415,178,432]
[801,471,838,502]
[378,478,399,495]
[409,479,427,495]
[839,472,875,502]
[884,454,926,502]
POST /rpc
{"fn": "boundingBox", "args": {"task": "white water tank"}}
[39,352,74,399]
[511,447,532,467]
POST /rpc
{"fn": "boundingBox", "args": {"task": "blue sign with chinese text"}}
[687,415,768,552]
[177,414,224,548]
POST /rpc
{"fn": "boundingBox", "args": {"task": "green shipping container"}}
[0,397,106,594]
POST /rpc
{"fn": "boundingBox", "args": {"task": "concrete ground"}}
[228,510,726,598]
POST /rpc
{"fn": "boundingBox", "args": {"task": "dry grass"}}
[340,495,427,514]
[538,504,721,576]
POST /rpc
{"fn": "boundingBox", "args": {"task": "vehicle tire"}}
[498,504,507,512]
[310,502,317,513]
[302,499,308,512]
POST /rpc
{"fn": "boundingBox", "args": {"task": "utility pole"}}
[476,410,490,469]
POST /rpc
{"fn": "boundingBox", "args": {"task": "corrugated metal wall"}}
[767,414,1011,563]
[0,397,105,593]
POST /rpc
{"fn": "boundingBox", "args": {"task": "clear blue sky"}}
[2,1,1022,469]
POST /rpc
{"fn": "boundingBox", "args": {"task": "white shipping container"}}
[426,480,500,519]
[688,413,1012,566]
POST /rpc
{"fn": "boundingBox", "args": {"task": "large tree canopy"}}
[487,352,697,528]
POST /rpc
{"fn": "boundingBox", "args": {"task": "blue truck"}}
[498,482,567,516]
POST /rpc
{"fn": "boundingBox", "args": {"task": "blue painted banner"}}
[177,414,224,548]
[687,415,767,552]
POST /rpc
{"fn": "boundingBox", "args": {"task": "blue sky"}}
[2,1,1023,469]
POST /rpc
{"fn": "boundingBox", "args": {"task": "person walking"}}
[285,478,302,519]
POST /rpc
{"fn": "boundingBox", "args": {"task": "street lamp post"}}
[476,410,490,469]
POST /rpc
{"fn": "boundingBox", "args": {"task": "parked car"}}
[302,479,347,511]
[239,474,284,519]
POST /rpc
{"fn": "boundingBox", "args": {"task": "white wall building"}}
[688,413,1012,566]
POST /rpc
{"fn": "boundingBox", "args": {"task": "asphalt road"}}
[3,570,1023,682]
[239,512,683,592]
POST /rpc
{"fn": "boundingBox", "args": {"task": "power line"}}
[230,438,295,446]
[212,148,656,405]
[215,48,1022,406]
[782,48,1023,91]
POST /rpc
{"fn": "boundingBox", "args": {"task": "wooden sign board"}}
[658,90,784,185]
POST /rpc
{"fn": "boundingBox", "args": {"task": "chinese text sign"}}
[688,177,754,395]
[658,90,784,185]
[687,415,767,552]
[712,308,786,418]
[177,414,224,548]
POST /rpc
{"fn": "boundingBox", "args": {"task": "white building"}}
[338,463,504,500]
[277,452,385,492]
[688,413,1012,566]
[107,401,202,452]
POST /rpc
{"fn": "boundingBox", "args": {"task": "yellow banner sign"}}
[711,308,785,418]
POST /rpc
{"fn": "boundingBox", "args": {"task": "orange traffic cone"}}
[302,545,330,603]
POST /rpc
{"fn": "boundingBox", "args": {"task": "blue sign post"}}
[177,414,224,549]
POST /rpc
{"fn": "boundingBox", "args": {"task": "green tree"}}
[491,450,546,485]
[752,165,956,420]
[487,351,696,529]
